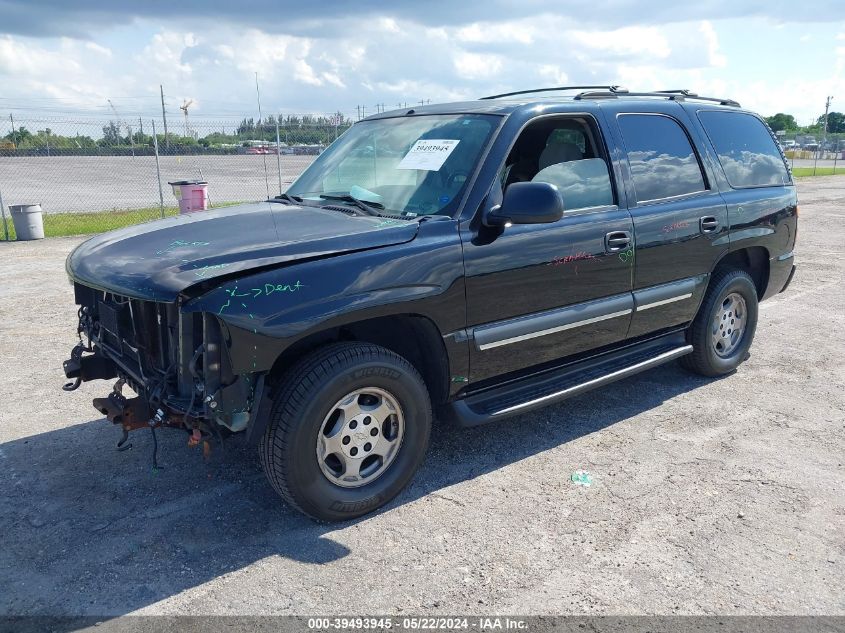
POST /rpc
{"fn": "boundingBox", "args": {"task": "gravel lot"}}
[0,177,843,617]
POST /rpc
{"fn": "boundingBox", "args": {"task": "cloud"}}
[2,1,845,39]
[538,65,569,85]
[453,52,503,80]
[568,26,671,60]
[699,20,727,67]
[84,41,111,57]
[455,21,536,44]
[293,58,322,86]
[0,9,840,125]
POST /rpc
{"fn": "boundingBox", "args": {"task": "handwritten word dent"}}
[219,280,305,315]
[263,281,305,295]
[226,282,305,298]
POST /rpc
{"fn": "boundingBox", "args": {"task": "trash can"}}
[9,204,45,240]
[168,180,209,214]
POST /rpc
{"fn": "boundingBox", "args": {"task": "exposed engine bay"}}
[62,282,263,465]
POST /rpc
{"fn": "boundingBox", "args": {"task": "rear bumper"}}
[763,252,795,300]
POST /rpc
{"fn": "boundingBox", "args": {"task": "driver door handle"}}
[700,216,720,233]
[605,231,632,252]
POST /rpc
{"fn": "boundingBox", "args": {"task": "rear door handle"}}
[700,216,719,233]
[605,231,632,252]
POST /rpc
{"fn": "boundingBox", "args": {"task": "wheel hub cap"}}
[711,292,747,357]
[316,387,405,488]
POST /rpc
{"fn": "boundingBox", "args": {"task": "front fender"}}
[184,219,466,374]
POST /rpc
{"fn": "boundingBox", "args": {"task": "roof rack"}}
[574,88,740,107]
[479,85,629,100]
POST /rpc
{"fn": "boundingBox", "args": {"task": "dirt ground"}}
[0,177,842,617]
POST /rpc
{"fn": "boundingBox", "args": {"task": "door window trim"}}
[616,112,712,207]
[493,112,621,217]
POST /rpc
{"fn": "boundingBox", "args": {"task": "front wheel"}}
[259,342,432,521]
[681,269,759,377]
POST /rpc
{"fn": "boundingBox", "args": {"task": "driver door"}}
[460,114,635,383]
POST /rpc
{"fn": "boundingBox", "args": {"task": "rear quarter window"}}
[697,110,791,188]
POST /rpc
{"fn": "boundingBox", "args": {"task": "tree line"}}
[0,112,353,153]
[765,112,845,134]
[3,110,843,153]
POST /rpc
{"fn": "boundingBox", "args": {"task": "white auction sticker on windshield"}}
[397,139,460,171]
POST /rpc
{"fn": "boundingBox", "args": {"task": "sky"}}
[0,1,844,127]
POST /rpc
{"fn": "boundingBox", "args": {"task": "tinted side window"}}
[618,114,707,203]
[697,111,791,188]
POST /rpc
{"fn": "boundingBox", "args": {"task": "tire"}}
[258,342,432,521]
[681,269,759,377]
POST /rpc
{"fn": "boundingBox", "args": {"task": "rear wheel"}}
[681,269,759,377]
[259,342,431,521]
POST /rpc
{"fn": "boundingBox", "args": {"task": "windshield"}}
[287,114,499,217]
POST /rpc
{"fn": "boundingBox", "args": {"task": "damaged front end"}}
[62,282,264,460]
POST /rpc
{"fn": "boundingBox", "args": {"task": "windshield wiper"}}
[273,193,304,205]
[319,194,383,216]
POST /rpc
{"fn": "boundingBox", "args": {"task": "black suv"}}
[63,86,797,521]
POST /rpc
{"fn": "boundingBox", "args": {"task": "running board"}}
[441,335,693,427]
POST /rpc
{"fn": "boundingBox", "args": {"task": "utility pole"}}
[9,113,17,148]
[160,84,169,149]
[254,72,264,122]
[275,116,283,196]
[255,71,270,201]
[357,105,361,120]
[822,95,833,154]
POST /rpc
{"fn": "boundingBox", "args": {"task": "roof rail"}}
[574,89,740,107]
[479,85,629,100]
[654,90,741,107]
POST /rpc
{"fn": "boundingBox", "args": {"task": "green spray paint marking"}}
[194,263,232,278]
[570,470,592,487]
[156,239,210,256]
[374,219,404,228]
[218,281,304,315]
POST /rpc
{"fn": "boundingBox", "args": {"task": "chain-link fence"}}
[0,114,352,240]
[3,113,843,241]
[776,131,845,174]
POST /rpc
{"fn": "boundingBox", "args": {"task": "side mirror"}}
[484,181,564,228]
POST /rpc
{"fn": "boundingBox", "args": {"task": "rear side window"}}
[697,111,791,188]
[618,114,707,203]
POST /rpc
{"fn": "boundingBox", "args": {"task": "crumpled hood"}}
[67,201,418,301]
